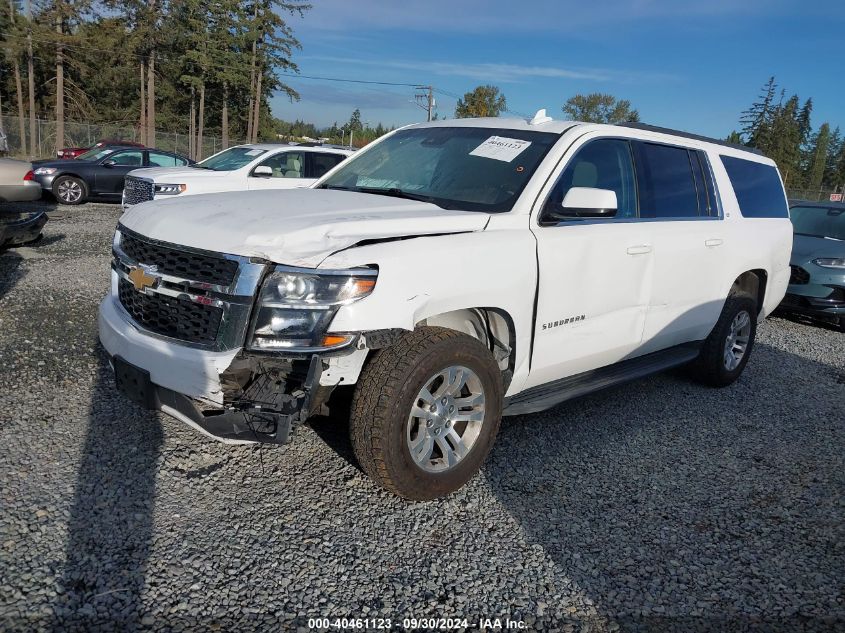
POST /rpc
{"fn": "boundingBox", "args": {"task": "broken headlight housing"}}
[248,266,377,352]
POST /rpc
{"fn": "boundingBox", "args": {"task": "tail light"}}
[23,170,34,181]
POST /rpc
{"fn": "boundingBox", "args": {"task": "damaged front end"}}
[104,226,378,445]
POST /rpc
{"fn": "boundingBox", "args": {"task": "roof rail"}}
[615,122,763,155]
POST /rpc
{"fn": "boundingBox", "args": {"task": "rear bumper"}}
[0,181,42,202]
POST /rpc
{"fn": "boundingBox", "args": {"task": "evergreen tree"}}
[806,123,830,191]
[740,76,777,149]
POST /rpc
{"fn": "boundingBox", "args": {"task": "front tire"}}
[349,326,503,500]
[690,294,757,387]
[53,176,86,205]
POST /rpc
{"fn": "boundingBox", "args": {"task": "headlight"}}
[813,258,845,269]
[248,267,377,351]
[33,167,57,175]
[154,183,186,195]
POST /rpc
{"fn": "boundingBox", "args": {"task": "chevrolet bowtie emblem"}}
[127,265,159,292]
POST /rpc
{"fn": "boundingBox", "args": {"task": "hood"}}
[128,166,220,181]
[119,188,490,267]
[791,232,845,264]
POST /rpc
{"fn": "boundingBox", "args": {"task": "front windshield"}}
[77,147,117,161]
[790,205,845,240]
[320,126,558,212]
[196,146,267,171]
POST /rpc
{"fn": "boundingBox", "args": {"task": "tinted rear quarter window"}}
[720,156,788,218]
[635,142,700,218]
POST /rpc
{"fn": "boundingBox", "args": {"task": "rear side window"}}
[634,142,700,218]
[309,153,345,178]
[720,156,788,218]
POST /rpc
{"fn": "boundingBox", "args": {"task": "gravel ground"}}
[0,201,843,632]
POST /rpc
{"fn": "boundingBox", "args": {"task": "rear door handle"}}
[705,238,723,248]
[626,244,652,255]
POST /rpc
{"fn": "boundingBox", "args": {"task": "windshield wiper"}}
[356,187,445,208]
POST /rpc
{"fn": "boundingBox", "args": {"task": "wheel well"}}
[416,308,516,386]
[731,269,767,315]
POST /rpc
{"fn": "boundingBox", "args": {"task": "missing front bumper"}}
[111,354,326,444]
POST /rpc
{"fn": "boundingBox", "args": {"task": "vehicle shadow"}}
[484,341,844,630]
[0,249,24,302]
[51,350,164,627]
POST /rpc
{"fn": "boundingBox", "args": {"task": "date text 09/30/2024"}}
[306,617,527,630]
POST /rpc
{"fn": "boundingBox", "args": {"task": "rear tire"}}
[349,326,503,500]
[689,294,757,387]
[53,176,86,205]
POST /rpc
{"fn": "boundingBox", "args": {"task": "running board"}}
[504,342,702,416]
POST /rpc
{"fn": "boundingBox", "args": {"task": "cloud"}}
[293,0,798,34]
[277,81,414,111]
[299,55,677,85]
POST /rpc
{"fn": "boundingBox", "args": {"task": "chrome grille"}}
[111,227,266,351]
[123,176,154,206]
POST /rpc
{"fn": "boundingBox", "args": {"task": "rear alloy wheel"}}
[53,176,86,205]
[349,326,503,500]
[689,294,758,387]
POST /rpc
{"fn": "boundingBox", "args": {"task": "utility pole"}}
[414,86,435,122]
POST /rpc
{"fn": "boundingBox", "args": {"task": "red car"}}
[57,139,145,159]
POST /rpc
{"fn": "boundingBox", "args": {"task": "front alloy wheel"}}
[407,365,486,473]
[54,176,85,205]
[349,326,503,500]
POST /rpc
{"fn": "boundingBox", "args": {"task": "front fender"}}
[321,229,538,392]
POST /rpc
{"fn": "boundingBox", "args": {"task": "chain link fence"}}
[0,115,241,160]
[786,187,845,203]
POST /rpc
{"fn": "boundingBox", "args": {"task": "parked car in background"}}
[0,158,41,202]
[32,147,194,205]
[57,138,145,159]
[100,114,792,499]
[779,201,845,331]
[121,143,353,210]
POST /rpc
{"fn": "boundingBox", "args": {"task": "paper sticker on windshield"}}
[470,136,531,162]
[245,149,264,156]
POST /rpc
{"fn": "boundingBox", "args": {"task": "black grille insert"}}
[123,177,154,206]
[120,233,238,287]
[789,265,810,285]
[118,279,223,344]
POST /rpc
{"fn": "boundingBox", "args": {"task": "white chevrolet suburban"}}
[121,143,353,210]
[99,112,792,500]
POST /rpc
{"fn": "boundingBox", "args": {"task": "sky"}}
[271,0,845,139]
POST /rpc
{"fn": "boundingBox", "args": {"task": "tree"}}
[562,93,639,124]
[740,76,777,150]
[806,122,830,191]
[455,85,506,118]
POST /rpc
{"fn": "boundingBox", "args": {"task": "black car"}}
[31,146,194,205]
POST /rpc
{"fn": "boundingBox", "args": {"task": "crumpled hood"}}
[119,188,490,267]
[791,233,844,264]
[128,166,221,181]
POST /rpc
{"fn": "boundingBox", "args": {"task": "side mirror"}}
[253,165,273,177]
[560,187,618,218]
[102,159,116,167]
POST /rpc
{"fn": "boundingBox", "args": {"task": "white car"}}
[100,112,792,500]
[121,143,353,210]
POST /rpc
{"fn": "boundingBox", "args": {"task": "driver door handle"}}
[705,238,724,247]
[626,244,652,255]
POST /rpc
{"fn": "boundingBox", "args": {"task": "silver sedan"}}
[0,158,42,202]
